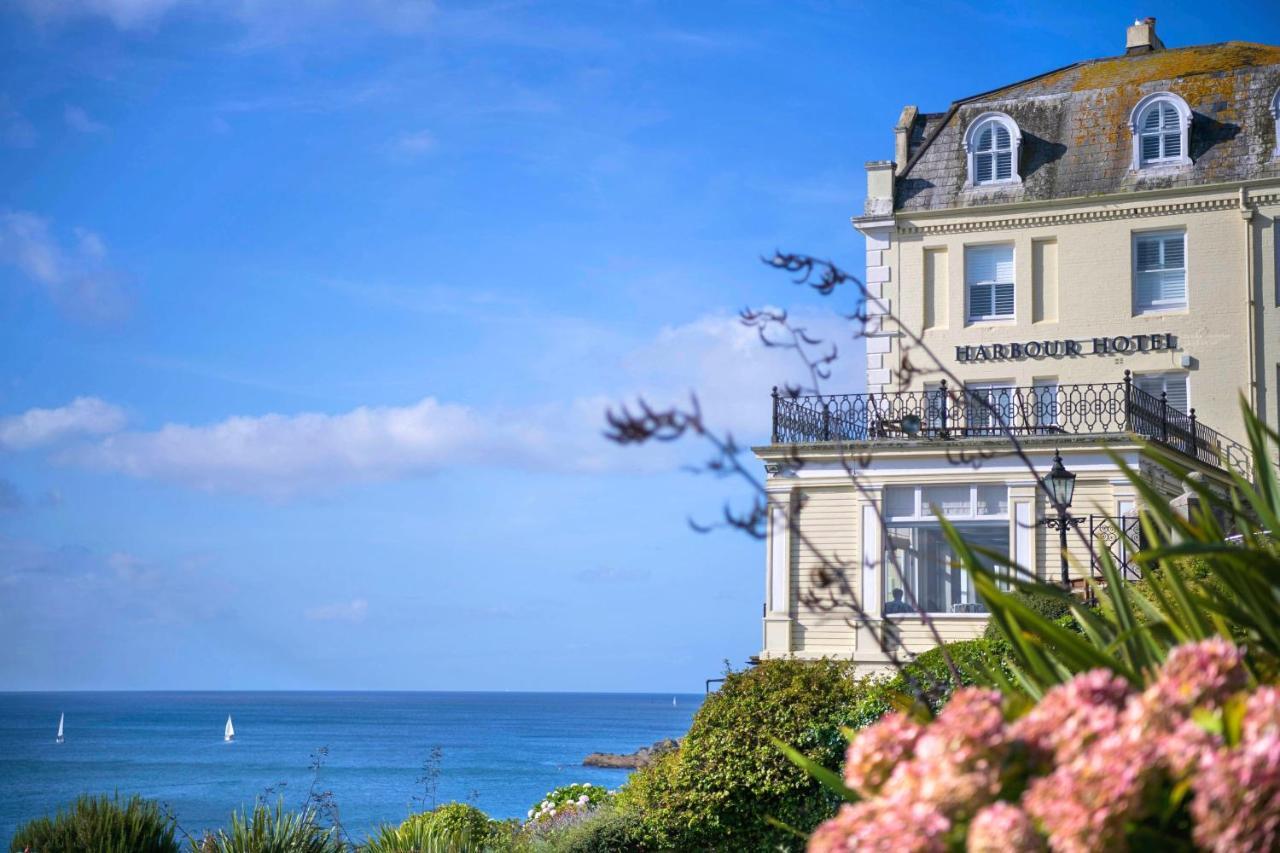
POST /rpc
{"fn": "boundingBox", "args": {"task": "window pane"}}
[1165,375,1189,413]
[922,485,970,516]
[1142,106,1162,131]
[993,125,1010,149]
[975,485,1009,516]
[1141,133,1161,161]
[966,245,1014,318]
[1162,235,1185,267]
[1163,132,1181,158]
[976,125,992,152]
[883,522,1008,614]
[883,487,915,519]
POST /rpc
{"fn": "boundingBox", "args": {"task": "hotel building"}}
[756,20,1280,673]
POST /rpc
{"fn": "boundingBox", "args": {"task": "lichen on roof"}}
[894,39,1280,213]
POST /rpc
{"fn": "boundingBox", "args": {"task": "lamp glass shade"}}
[1044,451,1076,508]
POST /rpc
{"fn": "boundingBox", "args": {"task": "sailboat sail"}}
[56,713,64,744]
[224,715,235,742]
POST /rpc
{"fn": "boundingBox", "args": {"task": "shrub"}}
[524,784,611,826]
[362,819,485,853]
[615,657,872,851]
[844,639,1005,732]
[533,807,646,853]
[981,588,1070,647]
[395,804,503,849]
[9,794,179,853]
[194,801,342,853]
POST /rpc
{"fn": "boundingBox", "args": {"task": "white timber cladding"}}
[789,486,859,655]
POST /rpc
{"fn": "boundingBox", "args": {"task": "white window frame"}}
[1271,87,1280,158]
[1128,92,1192,170]
[964,381,1015,435]
[1134,371,1190,414]
[1030,379,1059,432]
[965,243,1016,323]
[882,484,1010,617]
[963,112,1022,188]
[1132,229,1188,314]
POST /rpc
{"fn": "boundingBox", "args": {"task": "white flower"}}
[549,809,557,817]
[526,809,533,819]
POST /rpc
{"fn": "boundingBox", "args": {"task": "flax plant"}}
[945,400,1280,699]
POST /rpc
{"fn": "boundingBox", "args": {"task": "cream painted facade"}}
[757,24,1280,674]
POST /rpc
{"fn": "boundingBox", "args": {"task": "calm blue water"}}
[0,692,702,844]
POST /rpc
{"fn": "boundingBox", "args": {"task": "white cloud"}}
[15,0,436,36]
[0,397,127,451]
[387,129,436,158]
[34,309,864,495]
[0,210,130,323]
[306,598,368,623]
[64,105,108,134]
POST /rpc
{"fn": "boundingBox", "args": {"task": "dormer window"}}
[964,113,1021,187]
[1271,87,1280,158]
[1129,92,1192,169]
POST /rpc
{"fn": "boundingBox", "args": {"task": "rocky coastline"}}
[582,738,679,769]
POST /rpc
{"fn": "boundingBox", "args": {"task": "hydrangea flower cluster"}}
[524,783,611,828]
[809,639,1280,853]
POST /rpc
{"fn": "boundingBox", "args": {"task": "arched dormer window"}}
[1129,92,1192,169]
[1271,87,1280,158]
[964,113,1021,187]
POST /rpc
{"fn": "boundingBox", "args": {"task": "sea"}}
[0,691,703,845]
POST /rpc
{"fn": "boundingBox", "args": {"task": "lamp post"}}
[1042,450,1083,588]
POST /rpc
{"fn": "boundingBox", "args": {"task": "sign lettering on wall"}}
[955,333,1177,363]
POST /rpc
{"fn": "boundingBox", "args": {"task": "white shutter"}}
[1134,232,1186,312]
[995,151,1012,180]
[975,153,993,184]
[966,245,1014,320]
[1135,373,1189,414]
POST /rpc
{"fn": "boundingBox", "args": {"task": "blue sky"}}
[2,1,1278,691]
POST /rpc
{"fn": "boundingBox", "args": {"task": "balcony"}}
[770,371,1250,478]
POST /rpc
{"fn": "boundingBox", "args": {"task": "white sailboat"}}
[55,713,64,744]
[672,697,677,707]
[224,715,235,743]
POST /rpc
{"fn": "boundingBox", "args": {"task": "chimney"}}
[864,160,895,217]
[894,105,919,175]
[1126,17,1165,55]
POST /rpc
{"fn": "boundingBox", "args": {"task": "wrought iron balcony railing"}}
[771,371,1250,478]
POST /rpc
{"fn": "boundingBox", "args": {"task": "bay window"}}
[882,484,1010,616]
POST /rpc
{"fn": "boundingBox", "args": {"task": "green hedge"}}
[615,657,872,851]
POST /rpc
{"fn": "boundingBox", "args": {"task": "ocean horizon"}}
[0,690,703,844]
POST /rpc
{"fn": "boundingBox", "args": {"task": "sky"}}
[2,1,1279,691]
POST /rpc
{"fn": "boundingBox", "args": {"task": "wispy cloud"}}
[305,598,368,623]
[64,104,108,134]
[23,309,863,495]
[0,538,231,626]
[0,397,126,451]
[386,129,436,159]
[0,210,131,323]
[14,0,436,38]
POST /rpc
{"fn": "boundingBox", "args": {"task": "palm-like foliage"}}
[193,802,342,853]
[951,400,1280,698]
[360,821,477,853]
[9,794,180,853]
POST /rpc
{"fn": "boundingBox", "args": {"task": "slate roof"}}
[896,42,1280,213]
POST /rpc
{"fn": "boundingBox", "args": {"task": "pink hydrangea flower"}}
[1191,734,1280,853]
[1148,637,1246,714]
[967,802,1044,853]
[1243,686,1280,743]
[1158,716,1223,779]
[843,712,923,797]
[1022,727,1160,853]
[1010,669,1132,764]
[808,797,950,853]
[889,688,1008,817]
